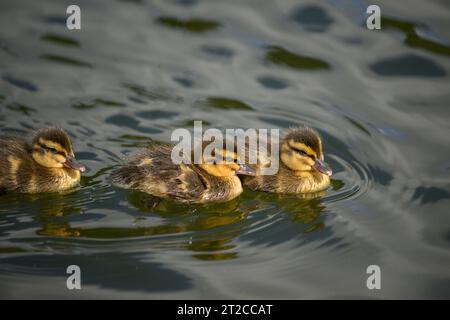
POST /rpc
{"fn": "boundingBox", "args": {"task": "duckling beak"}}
[64,155,87,172]
[313,159,332,176]
[236,164,257,176]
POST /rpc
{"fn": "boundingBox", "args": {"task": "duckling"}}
[0,127,86,194]
[244,127,332,194]
[110,143,255,203]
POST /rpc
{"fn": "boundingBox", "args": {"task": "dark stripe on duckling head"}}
[284,127,322,158]
[287,141,317,159]
[32,127,73,155]
[37,141,67,156]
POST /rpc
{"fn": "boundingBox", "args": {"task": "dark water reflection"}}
[370,54,447,77]
[291,5,334,33]
[157,17,221,33]
[0,0,450,299]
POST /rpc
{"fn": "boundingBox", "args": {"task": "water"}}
[1,0,449,299]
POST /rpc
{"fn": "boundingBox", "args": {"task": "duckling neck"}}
[33,167,81,193]
[292,169,330,193]
[202,175,243,203]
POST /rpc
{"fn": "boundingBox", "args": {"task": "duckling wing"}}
[0,137,30,157]
[243,174,277,192]
[0,137,39,193]
[111,147,206,202]
[110,145,172,189]
[162,164,207,202]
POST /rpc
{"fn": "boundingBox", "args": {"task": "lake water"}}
[1,0,449,299]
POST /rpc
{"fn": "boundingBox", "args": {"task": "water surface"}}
[1,0,450,299]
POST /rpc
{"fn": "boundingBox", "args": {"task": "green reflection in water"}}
[72,102,95,110]
[81,166,117,187]
[382,16,450,57]
[247,191,327,226]
[72,99,126,110]
[14,182,329,262]
[124,83,182,102]
[41,54,92,68]
[156,17,220,33]
[197,97,254,110]
[108,134,165,148]
[265,46,330,70]
[94,99,126,107]
[31,190,253,261]
[330,179,344,191]
[192,252,238,261]
[0,247,27,254]
[6,103,36,115]
[41,33,80,47]
[37,222,81,237]
[182,119,212,127]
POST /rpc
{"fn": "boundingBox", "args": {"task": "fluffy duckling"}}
[0,127,86,194]
[244,127,332,194]
[110,144,255,203]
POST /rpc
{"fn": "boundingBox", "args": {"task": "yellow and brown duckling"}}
[244,127,332,194]
[0,127,86,194]
[110,143,256,203]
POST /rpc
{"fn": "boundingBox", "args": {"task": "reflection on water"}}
[157,17,221,33]
[11,188,329,263]
[0,0,450,299]
[265,46,330,70]
[124,84,183,103]
[2,75,38,92]
[41,54,93,68]
[257,75,289,90]
[197,97,254,110]
[5,103,37,116]
[381,16,450,57]
[41,33,80,47]
[370,54,446,77]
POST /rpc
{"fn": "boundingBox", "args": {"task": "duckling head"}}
[280,127,332,176]
[31,127,86,172]
[198,148,256,177]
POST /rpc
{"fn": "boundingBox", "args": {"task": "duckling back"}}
[111,145,204,202]
[0,137,33,193]
[110,145,243,203]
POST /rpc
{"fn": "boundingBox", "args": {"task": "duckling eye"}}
[45,146,58,154]
[292,148,317,160]
[292,148,308,156]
